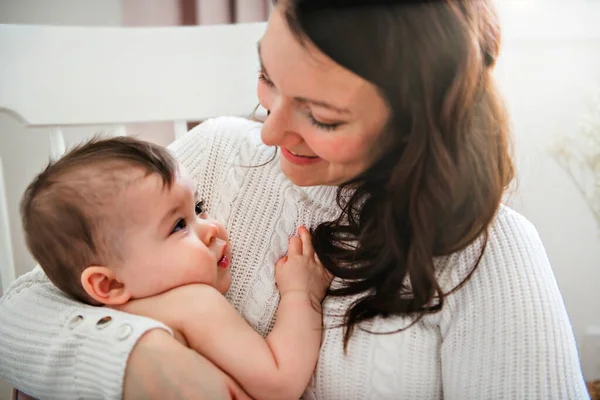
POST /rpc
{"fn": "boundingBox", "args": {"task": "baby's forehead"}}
[118,167,196,221]
[120,162,192,195]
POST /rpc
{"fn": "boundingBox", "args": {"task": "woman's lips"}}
[281,148,321,166]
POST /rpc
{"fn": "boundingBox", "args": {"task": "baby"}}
[20,136,330,400]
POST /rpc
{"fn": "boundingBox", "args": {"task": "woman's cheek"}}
[257,82,272,111]
[310,135,361,163]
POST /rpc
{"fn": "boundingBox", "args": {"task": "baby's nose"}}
[198,221,219,245]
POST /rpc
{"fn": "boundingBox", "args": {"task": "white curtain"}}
[122,0,272,26]
[196,0,272,24]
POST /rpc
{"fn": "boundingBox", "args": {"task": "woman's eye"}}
[170,218,187,234]
[258,70,275,87]
[195,200,206,215]
[308,114,343,131]
[258,69,342,131]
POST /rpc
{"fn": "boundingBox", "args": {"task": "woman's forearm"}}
[124,329,247,400]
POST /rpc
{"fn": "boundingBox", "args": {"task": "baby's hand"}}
[275,226,332,304]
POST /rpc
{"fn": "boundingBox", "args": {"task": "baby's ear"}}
[81,266,131,305]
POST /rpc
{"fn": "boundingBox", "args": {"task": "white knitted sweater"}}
[0,117,589,399]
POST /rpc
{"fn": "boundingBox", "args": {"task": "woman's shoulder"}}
[437,204,551,292]
[196,116,262,135]
[432,204,561,330]
[490,204,540,242]
[168,116,268,168]
[174,116,263,148]
[431,208,586,398]
[0,266,53,302]
[484,204,546,266]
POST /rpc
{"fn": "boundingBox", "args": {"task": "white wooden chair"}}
[0,22,267,293]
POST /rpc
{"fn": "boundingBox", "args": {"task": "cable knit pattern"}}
[0,116,589,399]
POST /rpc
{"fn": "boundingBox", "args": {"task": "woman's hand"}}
[275,226,333,305]
[124,328,252,400]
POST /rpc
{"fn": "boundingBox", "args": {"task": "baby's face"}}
[114,168,232,298]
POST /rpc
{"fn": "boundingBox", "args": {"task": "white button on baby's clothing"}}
[116,323,133,340]
[68,315,84,329]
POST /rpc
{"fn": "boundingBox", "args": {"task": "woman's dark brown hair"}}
[274,0,514,347]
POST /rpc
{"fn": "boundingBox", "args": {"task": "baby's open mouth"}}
[217,255,229,269]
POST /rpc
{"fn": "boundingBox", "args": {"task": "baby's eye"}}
[195,200,206,216]
[171,218,187,234]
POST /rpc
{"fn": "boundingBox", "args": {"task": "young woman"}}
[1,1,588,398]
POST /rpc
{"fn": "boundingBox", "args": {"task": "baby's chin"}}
[216,272,232,295]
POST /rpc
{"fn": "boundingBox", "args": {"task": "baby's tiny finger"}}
[314,252,323,265]
[298,226,314,256]
[288,236,302,255]
[323,269,334,284]
[275,256,288,269]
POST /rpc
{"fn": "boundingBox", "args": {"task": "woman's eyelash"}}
[307,114,343,131]
[258,71,274,87]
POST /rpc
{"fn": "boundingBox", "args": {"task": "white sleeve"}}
[439,210,589,399]
[0,267,172,400]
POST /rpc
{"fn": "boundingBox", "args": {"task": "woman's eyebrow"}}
[257,41,351,115]
[296,96,351,115]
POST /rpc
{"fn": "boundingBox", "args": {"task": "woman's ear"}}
[81,266,131,305]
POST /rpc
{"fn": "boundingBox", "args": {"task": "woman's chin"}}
[281,158,328,187]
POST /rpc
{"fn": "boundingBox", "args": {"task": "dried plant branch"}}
[551,91,600,231]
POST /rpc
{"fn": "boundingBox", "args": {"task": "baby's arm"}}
[118,227,331,400]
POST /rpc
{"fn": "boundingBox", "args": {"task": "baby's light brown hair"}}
[20,136,178,304]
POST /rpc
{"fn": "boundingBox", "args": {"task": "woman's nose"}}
[261,99,301,148]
